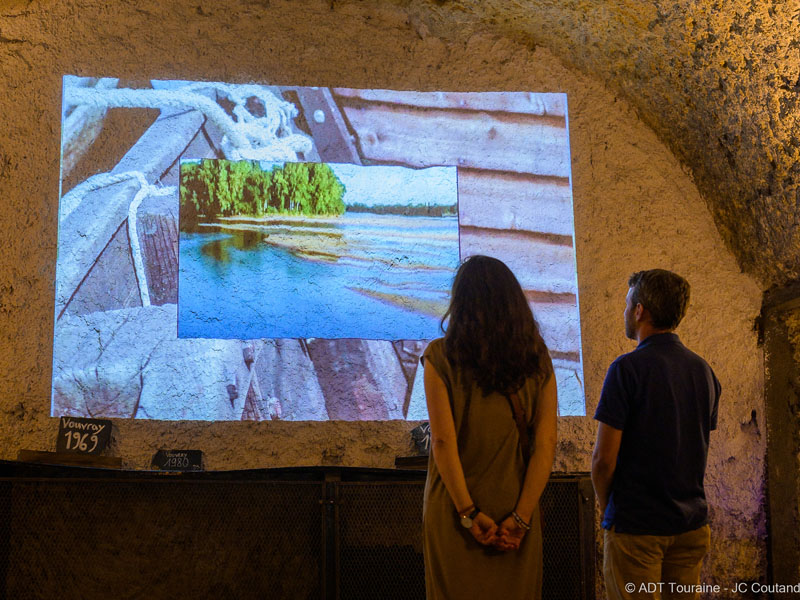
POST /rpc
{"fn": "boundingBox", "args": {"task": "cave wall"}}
[392,0,800,290]
[0,0,767,591]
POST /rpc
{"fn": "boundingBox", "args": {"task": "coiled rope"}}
[63,82,313,161]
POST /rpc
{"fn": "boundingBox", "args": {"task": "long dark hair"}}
[441,255,550,395]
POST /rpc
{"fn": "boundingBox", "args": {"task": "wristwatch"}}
[460,506,480,528]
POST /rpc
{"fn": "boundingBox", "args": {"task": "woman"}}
[422,255,558,599]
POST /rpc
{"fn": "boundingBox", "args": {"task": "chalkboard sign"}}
[56,417,112,455]
[151,450,203,471]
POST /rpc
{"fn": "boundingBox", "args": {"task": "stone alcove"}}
[0,0,797,593]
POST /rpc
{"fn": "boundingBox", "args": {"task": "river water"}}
[178,213,459,340]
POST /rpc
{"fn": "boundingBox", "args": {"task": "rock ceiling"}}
[396,0,800,291]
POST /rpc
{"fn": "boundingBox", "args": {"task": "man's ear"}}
[634,303,646,322]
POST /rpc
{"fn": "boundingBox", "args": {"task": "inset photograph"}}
[178,160,459,340]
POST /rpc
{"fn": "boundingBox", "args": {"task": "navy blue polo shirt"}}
[594,333,720,535]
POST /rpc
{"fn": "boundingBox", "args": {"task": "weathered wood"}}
[62,219,142,317]
[285,86,362,163]
[333,89,567,118]
[60,77,119,180]
[137,337,245,421]
[552,358,585,416]
[136,194,179,306]
[113,108,205,181]
[159,123,222,186]
[530,299,582,358]
[56,108,206,317]
[459,227,577,295]
[241,348,266,421]
[392,340,427,416]
[306,339,407,420]
[17,450,122,469]
[251,339,329,421]
[338,100,570,177]
[457,168,574,237]
[52,306,178,418]
[56,179,143,318]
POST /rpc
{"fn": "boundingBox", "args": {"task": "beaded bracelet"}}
[511,510,532,531]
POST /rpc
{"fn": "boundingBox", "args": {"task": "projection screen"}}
[53,77,584,420]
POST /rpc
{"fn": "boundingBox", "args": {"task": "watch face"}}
[461,516,474,528]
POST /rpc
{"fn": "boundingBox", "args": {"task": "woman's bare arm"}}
[513,374,558,523]
[424,361,498,544]
[424,361,473,513]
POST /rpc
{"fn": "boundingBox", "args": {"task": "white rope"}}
[127,180,174,308]
[60,82,315,308]
[60,171,175,308]
[63,83,313,161]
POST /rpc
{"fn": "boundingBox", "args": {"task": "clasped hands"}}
[468,512,526,551]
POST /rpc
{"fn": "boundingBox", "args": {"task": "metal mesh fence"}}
[0,467,592,599]
[2,478,323,600]
[541,477,594,599]
[336,476,593,600]
[338,482,426,600]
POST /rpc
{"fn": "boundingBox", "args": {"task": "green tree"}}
[196,159,221,218]
[308,163,346,216]
[180,160,347,221]
[179,161,204,229]
[284,162,312,213]
[242,163,267,216]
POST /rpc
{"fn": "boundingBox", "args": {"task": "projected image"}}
[53,77,585,421]
[178,160,459,340]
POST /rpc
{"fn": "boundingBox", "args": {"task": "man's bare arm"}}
[591,422,623,515]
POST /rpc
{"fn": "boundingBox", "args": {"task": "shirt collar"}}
[636,332,680,349]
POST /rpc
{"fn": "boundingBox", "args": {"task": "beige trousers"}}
[604,524,711,600]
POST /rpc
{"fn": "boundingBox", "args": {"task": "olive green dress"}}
[422,338,549,600]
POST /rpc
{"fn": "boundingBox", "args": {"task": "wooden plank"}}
[459,227,577,295]
[333,89,567,118]
[56,109,205,318]
[458,168,574,237]
[393,340,426,417]
[52,305,177,419]
[158,123,221,186]
[113,108,205,182]
[552,358,585,416]
[306,339,407,420]
[265,85,321,162]
[136,194,179,306]
[62,219,142,317]
[61,77,119,179]
[252,339,329,421]
[136,333,245,421]
[339,101,570,177]
[56,178,142,318]
[530,300,582,357]
[283,86,361,163]
[17,450,122,469]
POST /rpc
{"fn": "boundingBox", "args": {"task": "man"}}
[592,269,721,600]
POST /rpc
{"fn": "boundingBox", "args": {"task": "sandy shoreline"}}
[198,218,457,270]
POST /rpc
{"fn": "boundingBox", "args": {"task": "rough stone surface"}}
[0,0,769,591]
[390,0,800,291]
